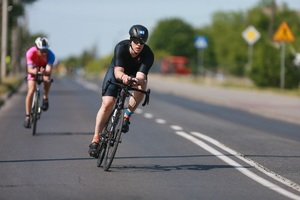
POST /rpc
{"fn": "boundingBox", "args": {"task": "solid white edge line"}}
[176,131,300,200]
[190,131,300,193]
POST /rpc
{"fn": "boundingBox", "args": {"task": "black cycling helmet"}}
[129,25,149,44]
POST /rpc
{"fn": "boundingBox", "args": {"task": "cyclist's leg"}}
[42,65,52,111]
[89,68,118,157]
[24,77,36,128]
[94,96,115,140]
[95,68,119,141]
[25,76,36,115]
[128,71,148,114]
[43,78,51,99]
[123,76,148,132]
[89,96,115,157]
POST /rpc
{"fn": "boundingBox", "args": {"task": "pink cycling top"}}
[26,46,55,67]
[26,46,55,80]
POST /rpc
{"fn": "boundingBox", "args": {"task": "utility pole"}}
[11,0,21,76]
[268,0,276,39]
[1,0,8,82]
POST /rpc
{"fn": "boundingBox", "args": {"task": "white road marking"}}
[76,79,300,199]
[170,125,183,131]
[191,131,300,193]
[135,108,143,114]
[156,119,166,124]
[176,131,300,200]
[144,113,153,118]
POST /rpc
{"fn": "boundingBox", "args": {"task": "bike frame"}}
[29,72,53,136]
[97,79,150,171]
[30,73,43,136]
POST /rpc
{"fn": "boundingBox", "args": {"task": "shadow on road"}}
[33,132,93,136]
[111,164,249,172]
[0,157,93,163]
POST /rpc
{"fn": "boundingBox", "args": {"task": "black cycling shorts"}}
[101,67,120,98]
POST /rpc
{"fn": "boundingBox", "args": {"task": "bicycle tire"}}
[31,92,39,136]
[103,109,124,171]
[96,142,106,167]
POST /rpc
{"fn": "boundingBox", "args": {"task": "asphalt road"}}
[0,76,299,200]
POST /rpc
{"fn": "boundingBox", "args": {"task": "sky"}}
[24,0,300,60]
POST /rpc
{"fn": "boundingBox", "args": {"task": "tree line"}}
[0,0,36,83]
[148,0,300,89]
[1,0,300,89]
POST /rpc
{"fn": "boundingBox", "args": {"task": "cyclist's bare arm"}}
[43,64,53,77]
[114,66,146,86]
[27,65,39,75]
[114,66,138,84]
[114,66,125,80]
[135,71,147,86]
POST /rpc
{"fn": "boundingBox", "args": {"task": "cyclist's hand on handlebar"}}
[39,67,45,75]
[130,77,139,85]
[121,75,136,85]
[121,74,130,85]
[32,67,38,75]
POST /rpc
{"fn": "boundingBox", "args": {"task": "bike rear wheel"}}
[103,109,124,171]
[31,92,39,136]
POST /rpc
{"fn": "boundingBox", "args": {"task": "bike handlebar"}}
[25,73,54,84]
[104,79,151,106]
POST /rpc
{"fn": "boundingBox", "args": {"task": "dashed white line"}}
[170,125,183,131]
[156,119,166,124]
[135,108,143,114]
[144,113,153,118]
[148,111,300,199]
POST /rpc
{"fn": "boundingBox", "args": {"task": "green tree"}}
[248,4,300,88]
[148,18,195,58]
[7,0,37,76]
[194,0,300,88]
[207,11,247,76]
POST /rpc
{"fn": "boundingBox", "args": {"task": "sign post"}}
[242,25,260,71]
[273,22,295,89]
[1,0,8,82]
[194,36,208,76]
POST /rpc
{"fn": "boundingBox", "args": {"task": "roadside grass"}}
[0,77,23,107]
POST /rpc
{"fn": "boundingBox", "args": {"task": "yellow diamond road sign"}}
[242,25,261,45]
[273,22,295,42]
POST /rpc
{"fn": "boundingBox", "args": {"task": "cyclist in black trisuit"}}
[89,25,154,157]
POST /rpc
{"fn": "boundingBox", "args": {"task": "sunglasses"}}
[39,49,48,53]
[132,38,144,45]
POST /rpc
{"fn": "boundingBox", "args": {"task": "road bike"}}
[30,72,53,136]
[95,79,150,171]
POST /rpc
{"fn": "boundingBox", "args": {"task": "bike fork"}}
[36,89,41,120]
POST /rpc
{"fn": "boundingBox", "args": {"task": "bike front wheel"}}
[31,92,39,136]
[103,109,124,171]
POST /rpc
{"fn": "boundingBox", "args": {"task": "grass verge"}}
[0,77,23,107]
